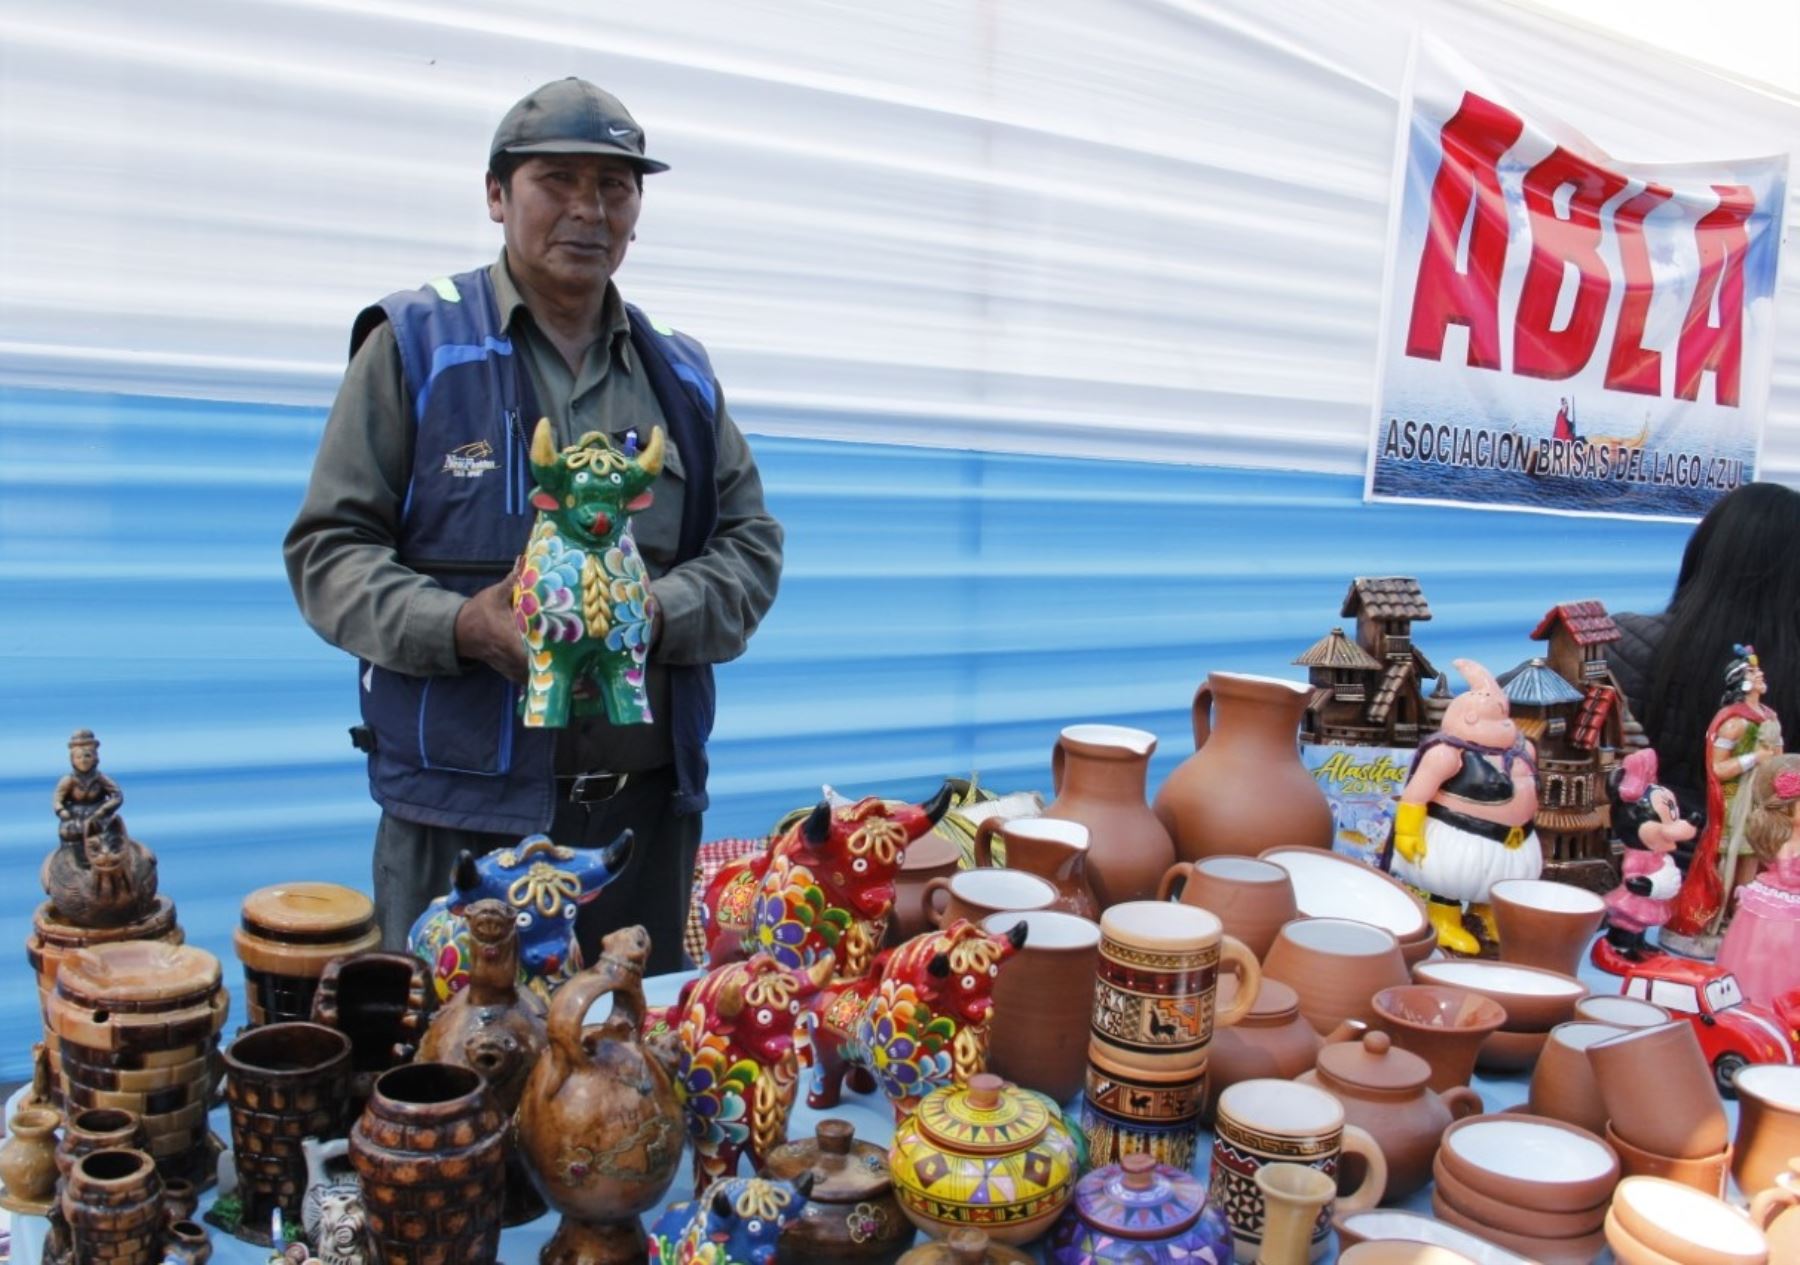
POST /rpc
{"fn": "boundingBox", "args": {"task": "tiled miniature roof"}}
[1294,627,1383,671]
[1304,686,1334,715]
[1367,659,1414,725]
[1341,577,1433,622]
[1413,645,1438,682]
[1572,684,1617,751]
[1498,658,1585,708]
[1530,600,1621,647]
[1537,806,1610,832]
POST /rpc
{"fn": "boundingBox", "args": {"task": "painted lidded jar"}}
[1048,1152,1233,1264]
[762,1118,911,1265]
[889,1073,1079,1245]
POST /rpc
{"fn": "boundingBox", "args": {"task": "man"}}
[284,78,783,974]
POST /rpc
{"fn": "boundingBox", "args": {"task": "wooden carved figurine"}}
[1716,755,1800,1006]
[648,1174,815,1265]
[809,918,1028,1122]
[408,829,634,1003]
[1595,749,1698,969]
[416,897,549,1224]
[1663,644,1784,958]
[665,951,836,1186]
[514,420,663,729]
[702,785,955,981]
[42,729,158,928]
[1388,658,1540,955]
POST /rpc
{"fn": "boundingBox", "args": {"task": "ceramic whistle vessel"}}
[1043,725,1174,907]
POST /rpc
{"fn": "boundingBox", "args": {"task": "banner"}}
[1368,37,1789,519]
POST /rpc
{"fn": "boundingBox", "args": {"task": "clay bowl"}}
[1574,994,1669,1028]
[1430,1189,1609,1265]
[1437,1113,1619,1214]
[1604,1206,1702,1265]
[1430,1150,1607,1240]
[1259,846,1428,942]
[1604,1122,1732,1197]
[1528,1022,1625,1135]
[1733,1064,1800,1197]
[1332,1209,1534,1264]
[1488,879,1606,977]
[1158,855,1297,961]
[1474,1027,1550,1074]
[1411,959,1587,1033]
[1261,917,1410,1035]
[1395,921,1439,969]
[1338,1244,1480,1265]
[1370,985,1507,1093]
[1589,1021,1730,1160]
[1610,1175,1772,1265]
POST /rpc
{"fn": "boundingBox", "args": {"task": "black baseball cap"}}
[490,77,670,174]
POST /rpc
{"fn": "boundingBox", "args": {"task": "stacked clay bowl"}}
[1431,1114,1617,1265]
[1606,1175,1770,1265]
[1259,847,1436,967]
[1333,1209,1535,1264]
[1412,960,1587,1074]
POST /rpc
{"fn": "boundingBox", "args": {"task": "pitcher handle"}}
[1335,1123,1389,1213]
[1192,682,1215,750]
[1051,737,1066,796]
[921,876,955,929]
[1156,861,1197,903]
[973,819,1003,870]
[1750,1170,1800,1231]
[1212,934,1262,1030]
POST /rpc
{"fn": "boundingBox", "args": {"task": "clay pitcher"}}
[517,925,682,1265]
[972,817,1100,920]
[1042,725,1174,908]
[1153,673,1333,861]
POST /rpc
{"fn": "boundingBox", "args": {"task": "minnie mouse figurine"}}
[1596,748,1699,969]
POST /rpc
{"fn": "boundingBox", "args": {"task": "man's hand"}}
[454,561,528,684]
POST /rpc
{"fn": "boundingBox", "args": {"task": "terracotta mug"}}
[1750,1160,1800,1261]
[1210,1078,1387,1264]
[1588,1021,1730,1160]
[1734,1064,1800,1198]
[1262,917,1410,1036]
[1157,855,1298,961]
[980,910,1100,1104]
[1573,994,1668,1028]
[973,817,1099,920]
[1488,879,1606,977]
[921,868,1057,931]
[1528,1021,1625,1136]
[1090,900,1260,1077]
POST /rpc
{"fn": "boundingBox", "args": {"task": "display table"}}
[5,954,1746,1264]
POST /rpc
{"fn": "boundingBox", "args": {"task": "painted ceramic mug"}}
[1210,1078,1387,1264]
[1080,1055,1206,1171]
[1089,901,1260,1078]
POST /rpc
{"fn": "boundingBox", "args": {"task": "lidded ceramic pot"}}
[890,1074,1080,1245]
[234,882,380,1028]
[763,1118,911,1265]
[1297,1030,1483,1199]
[1048,1152,1232,1264]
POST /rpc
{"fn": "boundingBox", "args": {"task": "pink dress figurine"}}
[1716,755,1800,1007]
[1598,749,1697,966]
[1389,659,1540,956]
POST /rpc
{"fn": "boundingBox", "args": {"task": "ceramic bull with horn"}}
[701,784,956,982]
[513,420,664,729]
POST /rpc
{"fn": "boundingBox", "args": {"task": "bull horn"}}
[600,829,635,878]
[635,425,666,477]
[921,780,955,826]
[716,974,745,1020]
[710,1184,734,1220]
[530,418,558,470]
[1005,919,1029,951]
[926,952,951,979]
[802,801,833,846]
[807,951,836,990]
[452,850,480,897]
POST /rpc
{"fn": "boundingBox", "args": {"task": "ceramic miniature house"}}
[1296,577,1438,748]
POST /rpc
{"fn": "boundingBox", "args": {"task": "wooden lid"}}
[58,942,220,1007]
[241,883,375,940]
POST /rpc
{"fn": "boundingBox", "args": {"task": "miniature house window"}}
[1547,718,1567,738]
[1543,779,1563,808]
[1582,658,1608,681]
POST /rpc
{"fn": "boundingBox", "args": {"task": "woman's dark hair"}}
[1643,482,1800,797]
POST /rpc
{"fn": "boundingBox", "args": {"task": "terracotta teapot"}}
[1296,1029,1483,1199]
[516,925,683,1265]
[1042,725,1174,907]
[973,817,1099,920]
[1153,672,1333,861]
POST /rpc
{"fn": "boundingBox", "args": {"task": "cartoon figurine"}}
[513,421,663,729]
[1596,749,1698,968]
[648,1174,814,1265]
[665,952,835,1186]
[701,785,953,982]
[1715,755,1800,1007]
[1663,645,1784,959]
[408,829,634,1003]
[1389,659,1540,955]
[41,728,159,928]
[809,918,1028,1122]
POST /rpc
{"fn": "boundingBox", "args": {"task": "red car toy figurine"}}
[1615,955,1800,1095]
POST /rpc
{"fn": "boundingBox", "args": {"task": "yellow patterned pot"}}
[889,1073,1079,1245]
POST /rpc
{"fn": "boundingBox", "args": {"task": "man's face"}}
[487,155,641,298]
[70,744,97,774]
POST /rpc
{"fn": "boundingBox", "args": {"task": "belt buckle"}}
[568,772,629,805]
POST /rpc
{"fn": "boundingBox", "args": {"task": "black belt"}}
[557,772,632,804]
[1427,803,1530,848]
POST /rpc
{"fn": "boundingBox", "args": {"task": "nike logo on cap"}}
[608,125,634,138]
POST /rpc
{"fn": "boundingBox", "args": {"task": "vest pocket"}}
[363,664,515,776]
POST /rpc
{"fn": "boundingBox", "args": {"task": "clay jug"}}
[1042,725,1174,907]
[517,925,683,1265]
[1153,673,1333,861]
[0,1106,59,1211]
[973,817,1100,919]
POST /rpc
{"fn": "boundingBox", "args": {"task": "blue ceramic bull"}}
[408,830,634,1003]
[648,1174,814,1265]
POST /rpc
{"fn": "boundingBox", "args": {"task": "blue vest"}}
[349,266,719,834]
